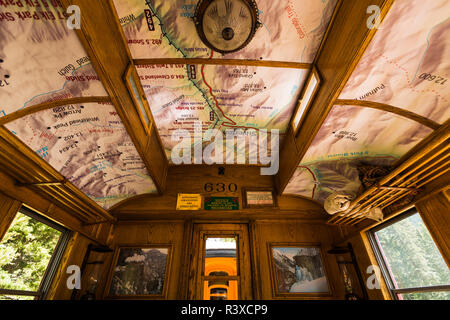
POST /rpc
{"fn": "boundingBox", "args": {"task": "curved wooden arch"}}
[0,96,112,125]
[335,99,440,130]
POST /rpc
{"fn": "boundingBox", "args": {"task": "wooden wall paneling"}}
[249,220,262,300]
[46,232,92,299]
[335,100,440,130]
[254,221,343,299]
[110,165,326,220]
[60,0,168,193]
[0,192,22,241]
[100,221,185,299]
[176,220,193,299]
[0,170,109,245]
[416,189,450,268]
[334,232,390,300]
[0,126,116,225]
[275,0,394,193]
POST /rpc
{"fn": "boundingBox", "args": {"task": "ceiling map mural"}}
[114,0,338,62]
[0,1,107,116]
[284,0,449,203]
[0,1,158,210]
[5,102,158,209]
[137,63,308,160]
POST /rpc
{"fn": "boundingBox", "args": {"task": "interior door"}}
[188,223,253,300]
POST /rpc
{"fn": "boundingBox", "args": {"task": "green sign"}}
[204,197,239,210]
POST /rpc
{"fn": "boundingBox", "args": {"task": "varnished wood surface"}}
[61,0,168,192]
[110,165,326,220]
[134,58,311,69]
[0,96,111,125]
[100,222,186,300]
[255,221,342,300]
[335,99,440,130]
[416,189,450,268]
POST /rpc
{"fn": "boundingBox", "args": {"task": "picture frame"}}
[123,64,153,135]
[104,244,172,299]
[291,66,320,136]
[242,188,277,208]
[268,243,332,298]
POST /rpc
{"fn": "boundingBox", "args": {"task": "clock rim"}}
[193,0,260,55]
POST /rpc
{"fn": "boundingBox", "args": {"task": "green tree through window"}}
[372,212,450,300]
[0,211,64,299]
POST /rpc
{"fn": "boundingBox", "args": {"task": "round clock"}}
[194,0,260,54]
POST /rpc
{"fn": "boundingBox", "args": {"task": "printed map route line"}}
[144,0,220,129]
[201,49,260,131]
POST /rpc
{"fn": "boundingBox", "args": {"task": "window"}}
[368,209,450,300]
[0,206,71,300]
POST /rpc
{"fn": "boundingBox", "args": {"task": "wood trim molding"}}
[134,58,311,69]
[0,96,111,125]
[335,99,440,130]
[275,0,395,194]
[0,125,116,225]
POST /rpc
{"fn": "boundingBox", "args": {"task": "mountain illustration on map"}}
[284,0,449,203]
[5,102,158,209]
[0,2,107,116]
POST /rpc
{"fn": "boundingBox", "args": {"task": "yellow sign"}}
[176,193,202,210]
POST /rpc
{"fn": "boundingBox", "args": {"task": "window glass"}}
[0,211,63,297]
[399,291,450,300]
[373,213,450,289]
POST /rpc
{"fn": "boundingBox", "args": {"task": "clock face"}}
[195,0,259,54]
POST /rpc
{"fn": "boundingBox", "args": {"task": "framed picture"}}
[268,243,332,298]
[105,245,172,299]
[124,64,153,135]
[242,188,277,208]
[291,66,320,136]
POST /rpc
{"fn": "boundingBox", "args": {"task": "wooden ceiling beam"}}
[0,96,111,125]
[275,0,394,194]
[60,0,168,193]
[134,58,311,69]
[335,99,440,130]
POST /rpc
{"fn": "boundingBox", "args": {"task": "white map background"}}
[284,0,449,202]
[6,102,157,209]
[0,2,107,116]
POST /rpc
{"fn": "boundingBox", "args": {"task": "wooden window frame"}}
[123,64,153,135]
[0,206,71,300]
[367,208,450,299]
[104,244,173,300]
[291,66,321,136]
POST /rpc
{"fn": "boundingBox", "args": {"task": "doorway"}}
[188,223,253,300]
